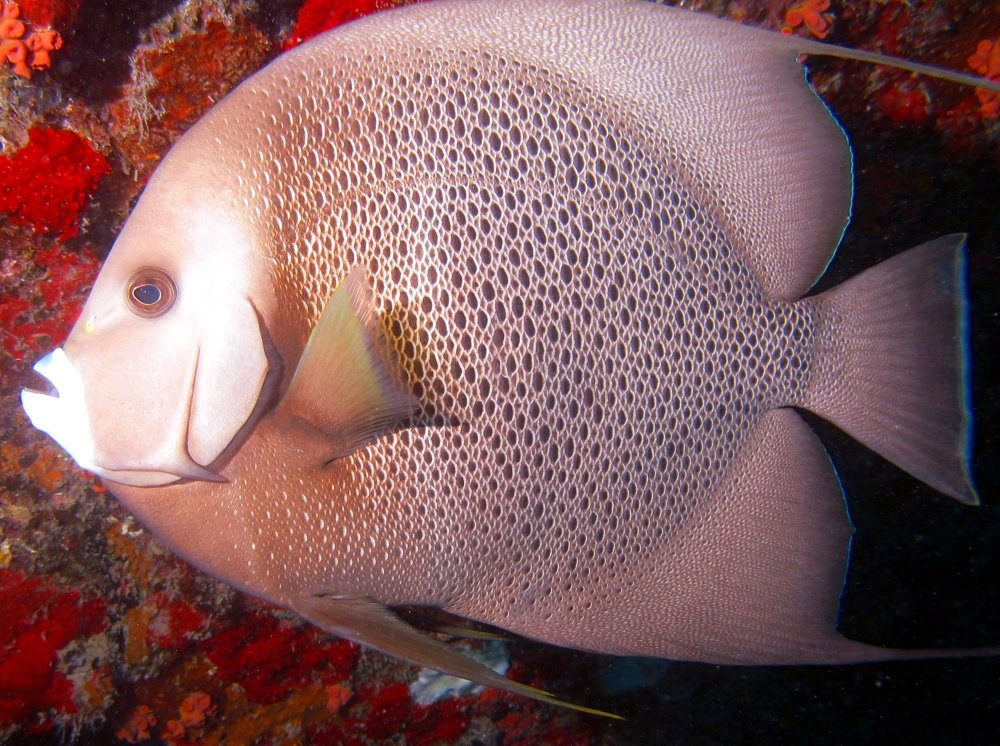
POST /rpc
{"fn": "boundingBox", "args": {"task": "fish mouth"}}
[22,371,57,399]
[21,348,99,473]
[21,348,224,487]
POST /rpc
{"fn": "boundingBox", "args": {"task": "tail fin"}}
[801,235,977,504]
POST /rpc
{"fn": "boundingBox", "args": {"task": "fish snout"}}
[21,348,99,472]
[21,348,224,487]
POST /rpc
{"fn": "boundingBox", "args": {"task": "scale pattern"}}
[208,39,819,628]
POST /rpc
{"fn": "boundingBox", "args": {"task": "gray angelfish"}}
[21,0,997,715]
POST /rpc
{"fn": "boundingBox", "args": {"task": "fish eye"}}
[125,268,176,318]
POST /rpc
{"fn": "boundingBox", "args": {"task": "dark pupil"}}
[133,284,161,305]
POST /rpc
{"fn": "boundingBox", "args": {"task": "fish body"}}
[20,0,989,710]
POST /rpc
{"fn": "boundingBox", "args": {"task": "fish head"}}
[21,158,277,487]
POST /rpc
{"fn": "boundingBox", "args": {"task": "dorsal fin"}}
[279,267,417,459]
[581,1,855,300]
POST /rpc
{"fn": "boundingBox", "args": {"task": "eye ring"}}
[125,268,176,318]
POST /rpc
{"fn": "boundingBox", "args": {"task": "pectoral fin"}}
[279,268,418,459]
[292,595,621,719]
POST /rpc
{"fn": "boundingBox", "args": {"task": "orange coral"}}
[24,445,67,492]
[968,38,1000,119]
[164,691,216,742]
[163,719,185,742]
[0,3,29,78]
[115,705,156,743]
[179,690,215,727]
[969,38,1000,78]
[0,1,61,79]
[326,681,353,713]
[782,0,834,40]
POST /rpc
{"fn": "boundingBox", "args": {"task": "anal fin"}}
[292,595,621,718]
[619,408,899,665]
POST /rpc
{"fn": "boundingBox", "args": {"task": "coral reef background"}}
[0,0,997,743]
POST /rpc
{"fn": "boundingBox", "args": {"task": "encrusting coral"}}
[0,127,111,241]
[114,704,156,744]
[781,0,834,39]
[968,37,1000,119]
[162,690,216,742]
[0,1,61,79]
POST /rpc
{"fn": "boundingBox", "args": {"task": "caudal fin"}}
[801,235,977,504]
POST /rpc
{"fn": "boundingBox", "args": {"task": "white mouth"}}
[21,348,99,473]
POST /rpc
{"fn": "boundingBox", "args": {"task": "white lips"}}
[21,348,98,473]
